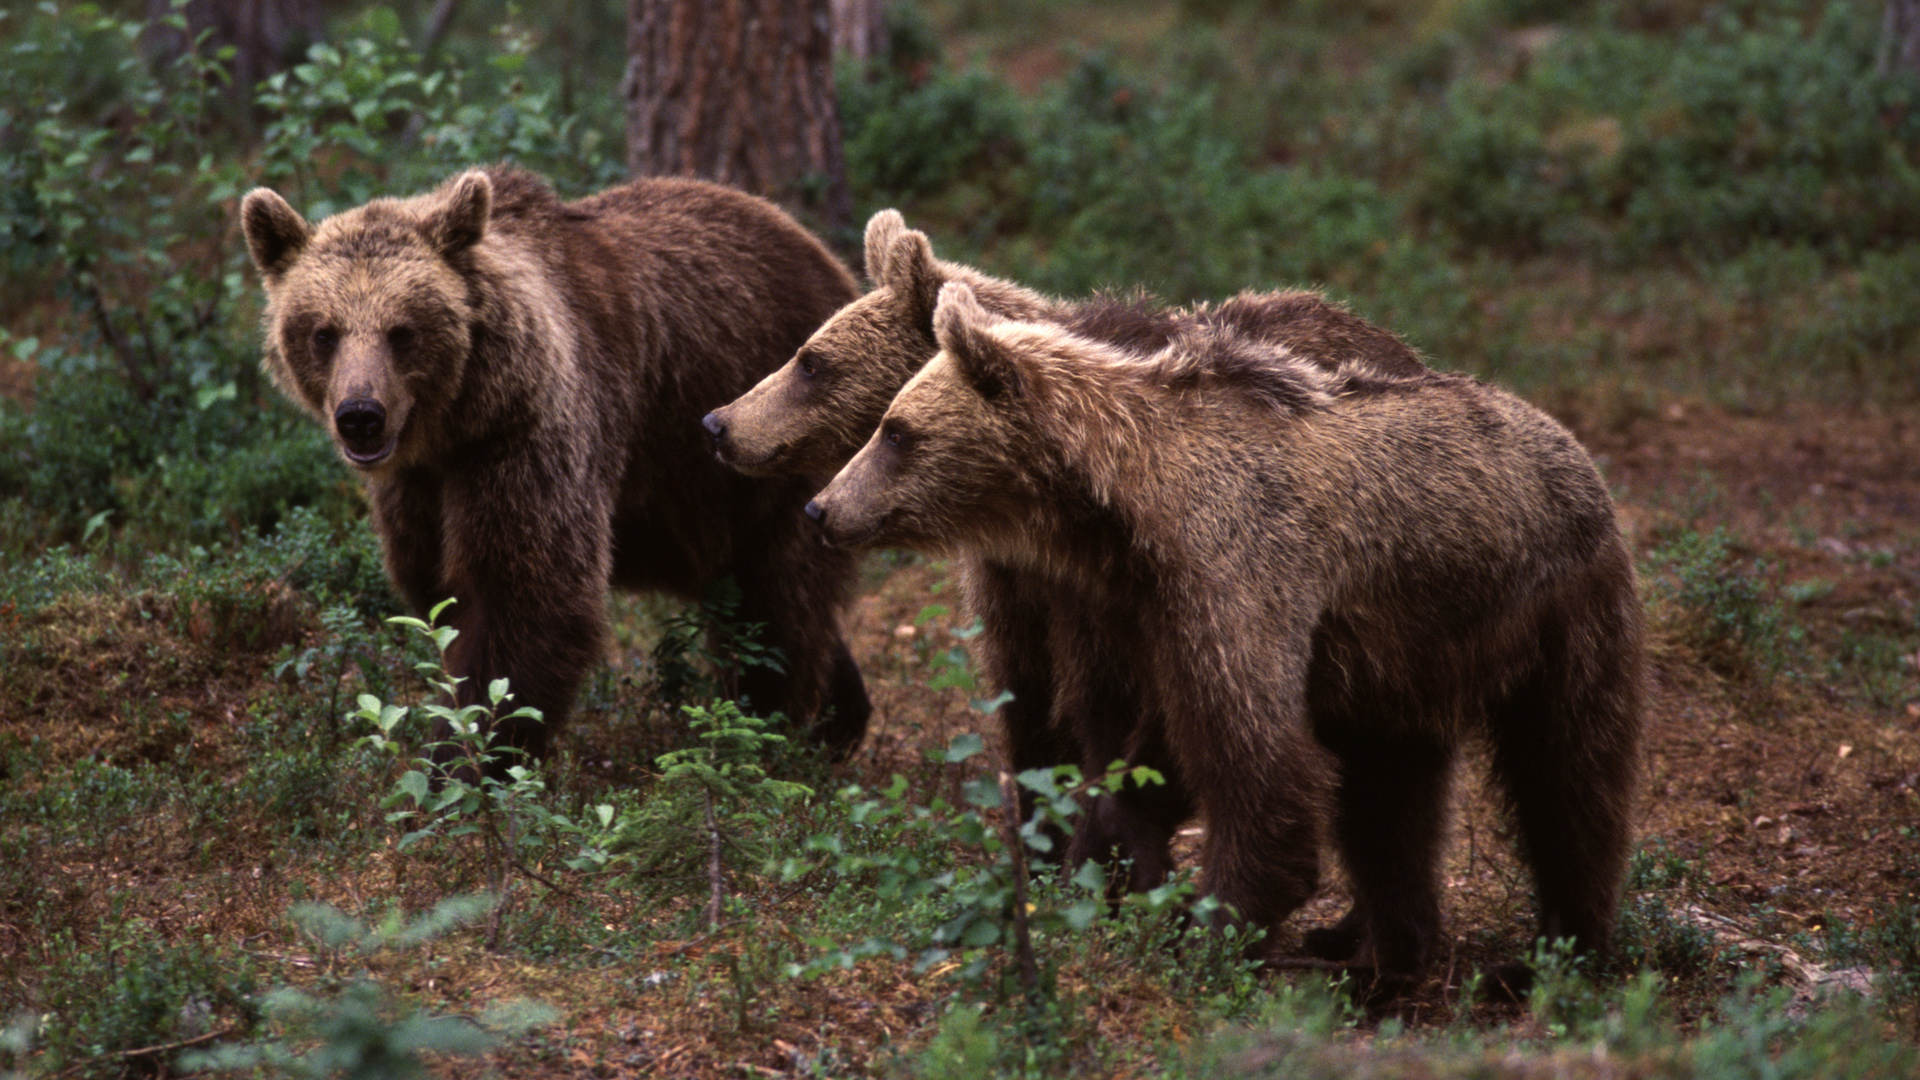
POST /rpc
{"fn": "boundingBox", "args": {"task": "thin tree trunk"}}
[144,0,323,93]
[1886,0,1920,78]
[624,0,852,232]
[998,771,1041,999]
[704,787,726,932]
[420,0,464,55]
[832,0,888,66]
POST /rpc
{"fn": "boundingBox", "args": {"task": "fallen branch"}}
[55,1027,238,1078]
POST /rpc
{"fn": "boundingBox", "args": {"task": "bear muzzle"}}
[701,405,787,475]
[334,398,397,466]
[803,495,886,549]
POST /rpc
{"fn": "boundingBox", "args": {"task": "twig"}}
[511,858,573,897]
[705,787,725,933]
[658,919,746,958]
[55,1027,236,1078]
[998,771,1040,999]
[85,290,152,401]
[1265,957,1352,972]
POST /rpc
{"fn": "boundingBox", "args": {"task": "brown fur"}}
[705,211,1429,892]
[809,283,1643,979]
[240,166,872,762]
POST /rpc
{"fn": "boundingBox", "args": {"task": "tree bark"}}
[1885,0,1920,78]
[624,0,852,233]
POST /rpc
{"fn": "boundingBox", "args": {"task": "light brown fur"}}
[241,166,872,762]
[809,283,1643,980]
[707,212,1430,893]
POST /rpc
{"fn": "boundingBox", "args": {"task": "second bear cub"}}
[807,283,1643,982]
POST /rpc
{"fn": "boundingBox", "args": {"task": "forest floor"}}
[9,395,1917,1078]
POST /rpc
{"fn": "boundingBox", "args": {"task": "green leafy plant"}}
[34,929,261,1080]
[641,576,788,718]
[1645,526,1792,679]
[354,600,615,944]
[786,733,1176,1001]
[184,896,556,1080]
[1611,839,1723,980]
[611,699,813,930]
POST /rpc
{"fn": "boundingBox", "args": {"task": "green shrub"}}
[1644,526,1792,679]
[840,59,1025,206]
[1612,840,1722,979]
[1417,1,1920,260]
[185,897,555,1080]
[37,931,260,1079]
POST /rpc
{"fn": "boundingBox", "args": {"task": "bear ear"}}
[935,282,1022,400]
[887,229,944,336]
[862,209,906,284]
[423,169,493,257]
[240,187,311,281]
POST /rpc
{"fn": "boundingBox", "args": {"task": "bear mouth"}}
[818,511,891,550]
[341,435,399,468]
[714,441,790,477]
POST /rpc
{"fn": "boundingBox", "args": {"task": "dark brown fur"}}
[809,283,1643,981]
[704,211,1428,893]
[241,167,871,762]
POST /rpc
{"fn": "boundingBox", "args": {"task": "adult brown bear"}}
[807,282,1643,987]
[240,166,871,764]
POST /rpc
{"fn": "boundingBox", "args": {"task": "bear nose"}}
[701,411,726,439]
[334,399,387,448]
[803,499,824,523]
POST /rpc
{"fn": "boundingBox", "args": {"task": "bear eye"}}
[883,424,907,450]
[387,325,415,351]
[797,351,819,379]
[311,326,339,354]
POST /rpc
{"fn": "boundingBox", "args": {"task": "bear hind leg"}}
[1485,641,1639,964]
[1320,726,1455,982]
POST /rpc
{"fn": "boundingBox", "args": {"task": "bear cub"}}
[808,282,1643,986]
[704,210,1430,895]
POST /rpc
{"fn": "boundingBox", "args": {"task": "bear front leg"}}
[434,454,614,771]
[1051,603,1192,895]
[961,561,1075,849]
[729,530,869,760]
[1171,676,1328,947]
[369,469,446,616]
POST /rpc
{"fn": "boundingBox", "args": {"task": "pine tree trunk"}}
[1885,0,1920,78]
[624,0,852,233]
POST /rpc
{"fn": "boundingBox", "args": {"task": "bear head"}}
[240,170,492,472]
[703,209,950,477]
[805,281,1071,553]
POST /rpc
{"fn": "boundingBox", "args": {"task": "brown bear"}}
[703,210,1429,892]
[239,166,872,764]
[805,282,1643,985]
